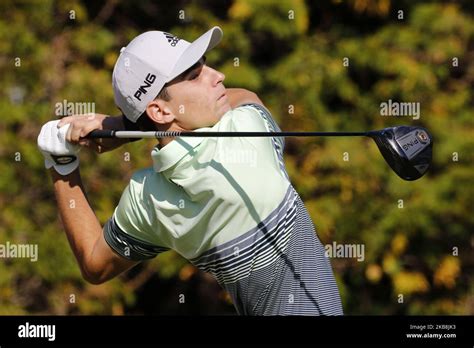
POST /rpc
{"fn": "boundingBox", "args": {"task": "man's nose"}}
[206,66,225,86]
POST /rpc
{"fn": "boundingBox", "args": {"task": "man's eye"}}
[190,73,199,80]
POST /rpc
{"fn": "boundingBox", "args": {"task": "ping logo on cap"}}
[134,73,156,101]
[163,32,180,47]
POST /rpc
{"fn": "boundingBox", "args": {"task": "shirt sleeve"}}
[103,172,170,261]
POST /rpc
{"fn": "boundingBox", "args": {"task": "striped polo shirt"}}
[104,103,343,315]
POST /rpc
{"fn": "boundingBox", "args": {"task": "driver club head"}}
[368,126,433,181]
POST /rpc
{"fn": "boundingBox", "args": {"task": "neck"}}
[156,123,187,149]
[157,136,175,149]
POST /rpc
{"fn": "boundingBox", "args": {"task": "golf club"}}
[86,126,433,181]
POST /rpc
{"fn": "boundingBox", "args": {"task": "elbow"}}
[81,267,108,285]
[241,90,262,104]
[238,91,264,107]
[84,276,106,285]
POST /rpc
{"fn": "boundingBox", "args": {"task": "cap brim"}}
[167,26,223,81]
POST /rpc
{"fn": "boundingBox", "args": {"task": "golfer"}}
[37,26,343,315]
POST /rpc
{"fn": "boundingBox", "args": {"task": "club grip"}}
[86,129,116,138]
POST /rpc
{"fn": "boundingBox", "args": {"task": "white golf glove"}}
[37,120,81,176]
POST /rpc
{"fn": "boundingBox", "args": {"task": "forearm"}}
[97,114,130,151]
[102,114,126,131]
[50,168,102,278]
[226,88,263,109]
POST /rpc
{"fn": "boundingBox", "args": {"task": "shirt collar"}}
[151,127,211,173]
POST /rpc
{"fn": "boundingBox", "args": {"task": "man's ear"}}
[146,99,175,125]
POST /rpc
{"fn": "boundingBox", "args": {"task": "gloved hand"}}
[37,120,81,176]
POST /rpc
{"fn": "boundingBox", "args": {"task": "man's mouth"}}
[218,92,227,100]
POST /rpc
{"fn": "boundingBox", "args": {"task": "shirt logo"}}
[134,73,156,101]
[163,32,180,47]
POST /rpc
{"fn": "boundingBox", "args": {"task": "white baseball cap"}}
[112,26,223,123]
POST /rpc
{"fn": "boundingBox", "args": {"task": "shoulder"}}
[231,103,271,119]
[115,168,156,231]
[229,103,279,130]
[234,102,272,116]
[129,167,155,185]
[220,104,264,132]
[122,167,159,202]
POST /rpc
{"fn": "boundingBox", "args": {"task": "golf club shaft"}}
[86,130,372,139]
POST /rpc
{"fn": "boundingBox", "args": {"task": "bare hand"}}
[57,114,127,154]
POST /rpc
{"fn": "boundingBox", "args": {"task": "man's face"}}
[163,57,231,130]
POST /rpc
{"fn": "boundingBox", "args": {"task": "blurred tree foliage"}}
[0,0,472,315]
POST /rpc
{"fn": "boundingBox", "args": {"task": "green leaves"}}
[0,0,472,315]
